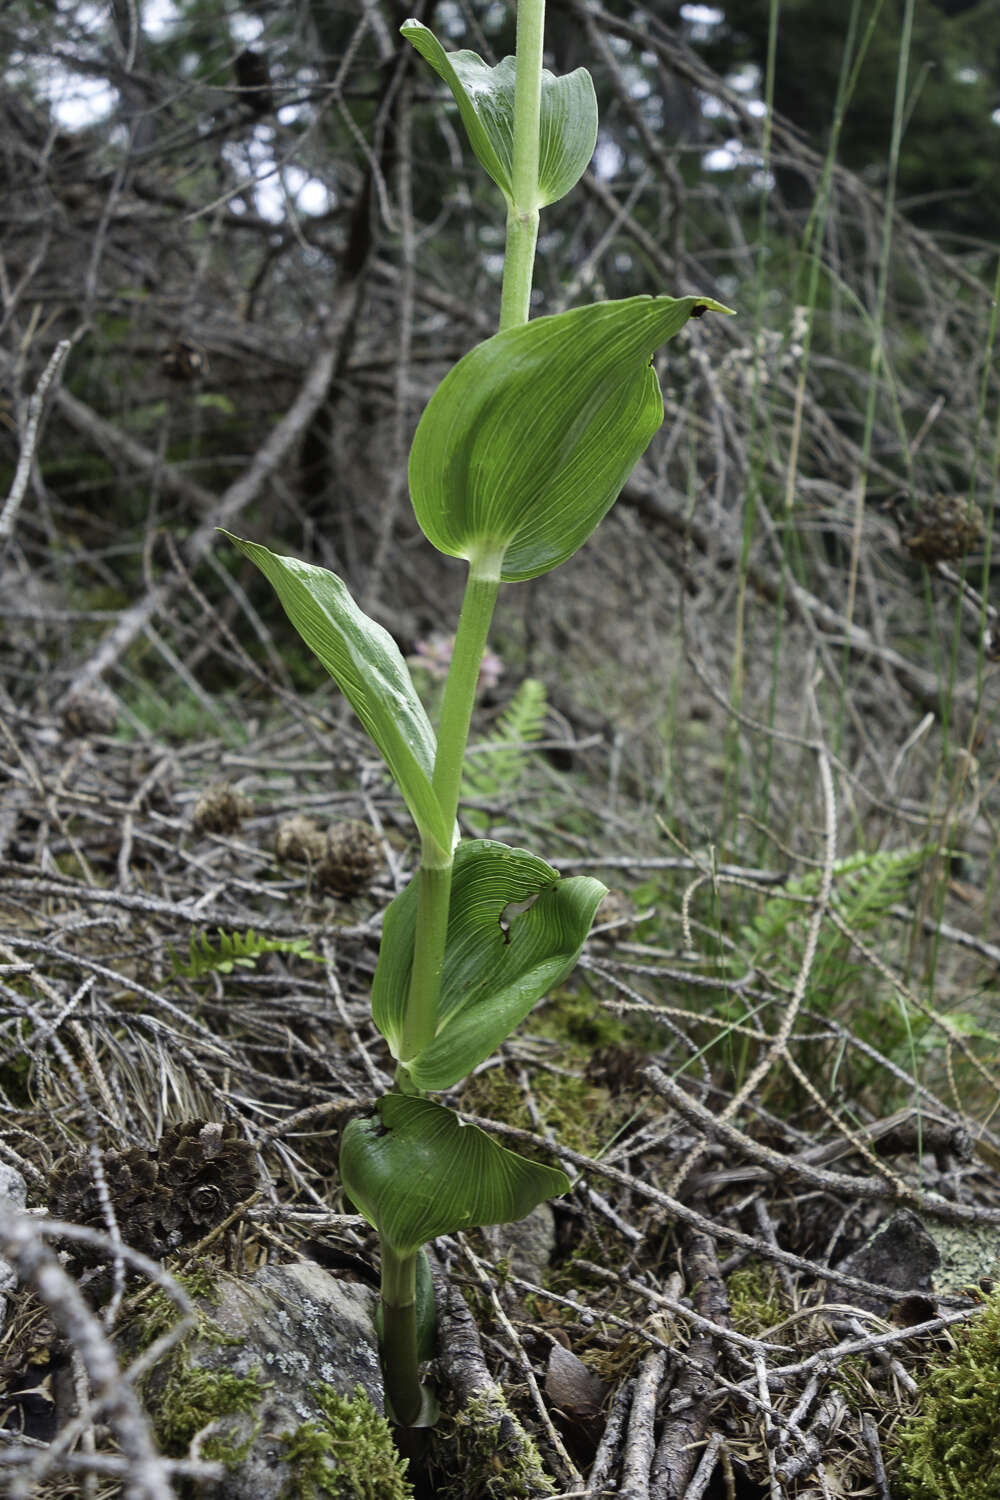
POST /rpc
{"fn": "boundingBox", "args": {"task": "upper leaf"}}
[372,839,607,1090]
[340,1094,569,1255]
[221,536,452,855]
[408,295,735,582]
[401,20,598,209]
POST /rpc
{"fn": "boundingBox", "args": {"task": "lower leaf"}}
[340,1094,569,1256]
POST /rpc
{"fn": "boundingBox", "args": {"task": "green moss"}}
[892,1292,1000,1499]
[530,985,625,1050]
[459,1060,620,1157]
[433,1389,553,1500]
[726,1261,782,1335]
[130,1260,222,1350]
[280,1383,412,1499]
[155,1359,265,1460]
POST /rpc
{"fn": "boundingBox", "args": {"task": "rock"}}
[482,1202,556,1303]
[0,1162,27,1325]
[833,1209,939,1315]
[142,1260,389,1500]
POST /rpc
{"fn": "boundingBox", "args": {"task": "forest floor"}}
[2,662,1000,1500]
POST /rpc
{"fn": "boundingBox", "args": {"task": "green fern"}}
[740,844,938,1004]
[463,678,548,805]
[170,928,321,981]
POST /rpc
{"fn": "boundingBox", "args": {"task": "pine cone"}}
[48,1146,166,1257]
[47,1123,257,1260]
[317,821,380,896]
[899,493,985,564]
[156,1123,258,1243]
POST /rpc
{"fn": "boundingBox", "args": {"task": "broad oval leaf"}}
[401,20,597,209]
[340,1094,569,1256]
[221,535,452,855]
[372,839,607,1090]
[408,295,735,582]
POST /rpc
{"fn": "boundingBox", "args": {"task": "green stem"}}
[398,556,502,1066]
[499,0,544,331]
[380,1244,422,1426]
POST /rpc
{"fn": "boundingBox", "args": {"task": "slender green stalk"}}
[398,554,502,1066]
[380,1246,421,1426]
[499,0,544,331]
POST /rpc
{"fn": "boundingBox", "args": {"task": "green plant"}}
[169,927,321,980]
[462,676,547,808]
[892,1292,1000,1499]
[280,1383,413,1500]
[223,0,732,1428]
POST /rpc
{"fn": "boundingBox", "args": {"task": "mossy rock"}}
[138,1261,388,1499]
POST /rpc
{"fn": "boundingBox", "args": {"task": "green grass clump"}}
[892,1292,1000,1499]
[280,1383,412,1500]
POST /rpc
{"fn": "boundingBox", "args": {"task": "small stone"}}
[316,821,380,896]
[0,1162,28,1322]
[139,1263,385,1500]
[192,783,253,835]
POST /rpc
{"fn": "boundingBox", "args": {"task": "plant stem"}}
[398,555,502,1066]
[380,1244,422,1426]
[499,0,544,331]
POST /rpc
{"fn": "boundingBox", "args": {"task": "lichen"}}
[892,1290,1000,1499]
[279,1382,413,1499]
[433,1389,554,1500]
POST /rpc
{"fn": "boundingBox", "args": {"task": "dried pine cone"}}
[275,814,327,864]
[192,782,253,835]
[60,689,118,738]
[48,1146,167,1257]
[899,493,985,564]
[47,1123,257,1259]
[155,1122,258,1245]
[317,821,380,895]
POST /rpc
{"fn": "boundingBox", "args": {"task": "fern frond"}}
[170,927,321,981]
[463,677,548,803]
[740,844,938,1000]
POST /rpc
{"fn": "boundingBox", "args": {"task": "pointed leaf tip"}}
[219,533,451,853]
[409,295,731,581]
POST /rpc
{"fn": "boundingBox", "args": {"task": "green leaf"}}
[408,295,735,582]
[340,1094,569,1255]
[372,839,607,1091]
[401,20,597,208]
[221,536,452,854]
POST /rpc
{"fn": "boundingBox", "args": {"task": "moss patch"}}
[726,1260,782,1336]
[155,1358,265,1465]
[892,1292,1000,1499]
[433,1389,553,1500]
[280,1382,412,1499]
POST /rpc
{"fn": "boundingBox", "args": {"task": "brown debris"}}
[317,820,381,895]
[899,491,985,564]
